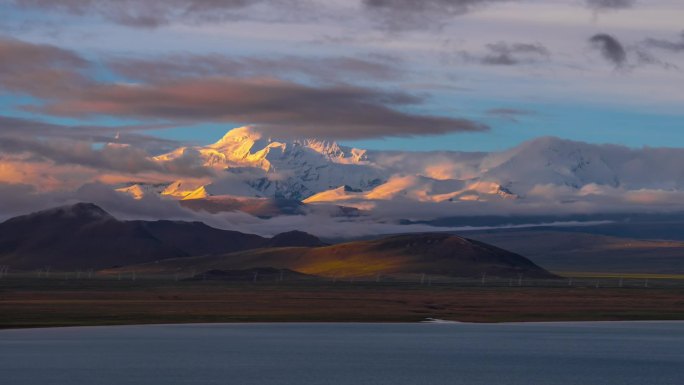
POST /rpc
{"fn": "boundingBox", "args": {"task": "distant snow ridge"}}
[118,127,684,209]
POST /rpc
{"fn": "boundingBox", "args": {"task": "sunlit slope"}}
[107,233,556,279]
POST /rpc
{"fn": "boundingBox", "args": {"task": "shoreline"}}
[4,319,684,332]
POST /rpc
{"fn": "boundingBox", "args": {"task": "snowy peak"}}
[206,126,366,166]
[115,183,169,200]
[293,138,368,163]
[482,136,590,171]
[211,126,264,145]
[127,130,684,210]
[479,136,621,191]
[209,126,271,154]
[151,127,385,200]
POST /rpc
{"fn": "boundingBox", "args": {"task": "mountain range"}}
[0,203,324,270]
[114,127,684,218]
[107,232,555,279]
[0,203,554,278]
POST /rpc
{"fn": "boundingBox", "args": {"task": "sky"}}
[2,0,684,234]
[0,0,683,153]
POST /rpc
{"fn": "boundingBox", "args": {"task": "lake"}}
[1,322,682,385]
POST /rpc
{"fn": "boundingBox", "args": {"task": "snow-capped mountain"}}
[154,126,384,200]
[117,127,684,214]
[115,183,169,200]
[476,136,684,193]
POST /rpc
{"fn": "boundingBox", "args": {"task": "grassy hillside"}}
[104,233,556,279]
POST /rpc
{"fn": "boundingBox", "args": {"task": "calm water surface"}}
[1,322,683,385]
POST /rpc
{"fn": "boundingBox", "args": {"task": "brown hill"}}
[0,203,324,271]
[106,233,556,279]
[266,230,327,248]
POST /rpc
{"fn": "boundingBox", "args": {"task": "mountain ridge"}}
[112,127,684,217]
[0,203,325,270]
[106,232,556,279]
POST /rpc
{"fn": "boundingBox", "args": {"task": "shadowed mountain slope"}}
[466,230,684,274]
[0,203,323,270]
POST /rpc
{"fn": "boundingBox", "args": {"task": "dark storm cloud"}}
[9,0,304,28]
[585,0,636,11]
[362,0,511,30]
[33,77,488,140]
[466,42,550,66]
[590,34,627,68]
[108,54,403,83]
[643,32,684,53]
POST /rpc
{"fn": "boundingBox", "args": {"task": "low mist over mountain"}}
[0,203,554,279]
[5,127,684,238]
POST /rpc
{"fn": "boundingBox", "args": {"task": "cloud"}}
[633,49,680,71]
[582,33,680,71]
[10,0,304,28]
[4,179,684,240]
[0,115,180,153]
[589,33,627,68]
[0,135,213,178]
[33,77,489,140]
[585,0,636,11]
[461,42,550,66]
[0,183,64,219]
[587,33,678,71]
[0,181,211,222]
[485,108,535,122]
[643,31,684,53]
[0,37,485,140]
[362,0,511,30]
[108,54,403,83]
[0,181,505,239]
[0,115,212,191]
[0,37,92,98]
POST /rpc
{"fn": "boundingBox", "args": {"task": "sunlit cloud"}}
[31,77,488,139]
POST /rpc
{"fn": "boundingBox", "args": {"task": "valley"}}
[2,202,684,329]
